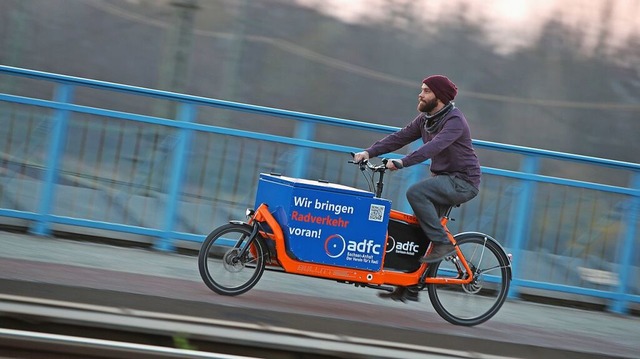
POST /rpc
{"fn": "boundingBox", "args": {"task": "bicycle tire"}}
[198,223,266,296]
[426,234,511,326]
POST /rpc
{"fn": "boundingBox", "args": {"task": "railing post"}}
[611,172,640,313]
[30,83,74,236]
[508,155,540,299]
[154,102,196,251]
[291,121,315,178]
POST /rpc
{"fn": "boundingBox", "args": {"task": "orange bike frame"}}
[251,203,475,287]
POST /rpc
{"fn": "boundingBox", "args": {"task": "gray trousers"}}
[406,175,479,243]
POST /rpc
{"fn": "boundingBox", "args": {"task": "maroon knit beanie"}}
[423,75,458,104]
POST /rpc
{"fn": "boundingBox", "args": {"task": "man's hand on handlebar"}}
[387,159,403,171]
[353,151,370,163]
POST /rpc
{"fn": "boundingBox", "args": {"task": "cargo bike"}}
[198,156,512,326]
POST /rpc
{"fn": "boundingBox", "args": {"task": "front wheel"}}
[198,223,266,295]
[426,234,511,326]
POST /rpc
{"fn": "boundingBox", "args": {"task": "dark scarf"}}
[424,102,455,133]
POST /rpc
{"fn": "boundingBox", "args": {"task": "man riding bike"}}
[353,75,480,302]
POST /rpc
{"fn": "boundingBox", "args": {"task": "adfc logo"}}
[324,234,346,258]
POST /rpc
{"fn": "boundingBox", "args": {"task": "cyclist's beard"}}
[418,97,438,113]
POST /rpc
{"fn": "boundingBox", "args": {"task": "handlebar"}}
[349,152,403,172]
[349,152,399,198]
[348,158,388,172]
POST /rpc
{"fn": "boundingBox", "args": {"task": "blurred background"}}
[1,0,638,161]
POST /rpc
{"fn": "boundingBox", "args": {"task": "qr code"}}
[368,204,386,222]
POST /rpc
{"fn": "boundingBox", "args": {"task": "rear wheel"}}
[426,234,511,326]
[198,223,266,295]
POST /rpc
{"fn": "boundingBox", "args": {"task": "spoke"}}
[477,264,504,275]
[476,237,487,268]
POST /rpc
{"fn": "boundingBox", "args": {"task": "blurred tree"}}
[0,0,638,163]
[155,0,199,119]
[1,1,30,94]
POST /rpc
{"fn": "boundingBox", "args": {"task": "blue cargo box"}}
[255,173,391,271]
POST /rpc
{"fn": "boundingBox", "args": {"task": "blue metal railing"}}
[1,65,638,313]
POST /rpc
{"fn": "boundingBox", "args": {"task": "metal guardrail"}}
[0,328,260,359]
[0,65,638,313]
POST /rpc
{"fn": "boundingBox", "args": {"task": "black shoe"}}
[420,242,456,263]
[378,286,419,303]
